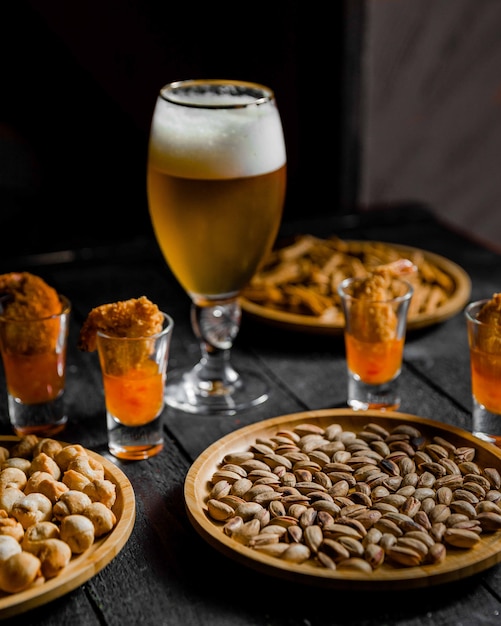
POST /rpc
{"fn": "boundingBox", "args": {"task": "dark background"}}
[0,1,361,258]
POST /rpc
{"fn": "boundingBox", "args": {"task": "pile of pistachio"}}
[206,421,501,572]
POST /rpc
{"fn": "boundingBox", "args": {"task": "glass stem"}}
[190,299,242,393]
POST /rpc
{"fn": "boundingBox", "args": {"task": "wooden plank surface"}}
[0,205,499,624]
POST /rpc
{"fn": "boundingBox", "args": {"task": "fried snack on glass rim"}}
[78,296,163,352]
[475,292,501,353]
[78,295,164,376]
[346,259,416,342]
[0,272,61,320]
[0,272,64,353]
[242,234,456,323]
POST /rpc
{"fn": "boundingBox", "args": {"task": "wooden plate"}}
[0,437,135,619]
[240,243,472,334]
[185,409,501,590]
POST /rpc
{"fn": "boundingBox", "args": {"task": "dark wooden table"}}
[0,203,500,625]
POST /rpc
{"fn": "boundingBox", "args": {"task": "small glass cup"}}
[465,300,501,446]
[96,313,174,460]
[0,295,71,437]
[338,277,413,410]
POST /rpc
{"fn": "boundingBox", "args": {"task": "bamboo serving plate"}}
[0,437,136,619]
[185,409,501,590]
[240,242,472,335]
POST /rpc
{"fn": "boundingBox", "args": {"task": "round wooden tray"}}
[185,409,501,590]
[240,243,472,335]
[0,437,135,619]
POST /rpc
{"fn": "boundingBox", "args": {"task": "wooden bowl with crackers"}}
[240,235,471,334]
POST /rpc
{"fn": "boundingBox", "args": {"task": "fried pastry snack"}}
[347,259,416,342]
[0,272,61,320]
[476,293,501,353]
[0,272,63,353]
[78,296,164,377]
[78,296,163,352]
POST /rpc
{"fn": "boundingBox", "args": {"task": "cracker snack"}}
[242,234,455,324]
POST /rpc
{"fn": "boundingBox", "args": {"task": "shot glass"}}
[96,313,174,460]
[338,277,413,410]
[465,300,501,446]
[0,295,71,437]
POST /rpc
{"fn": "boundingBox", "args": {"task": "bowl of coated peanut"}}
[0,434,135,618]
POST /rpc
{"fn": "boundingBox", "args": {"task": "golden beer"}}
[147,81,287,301]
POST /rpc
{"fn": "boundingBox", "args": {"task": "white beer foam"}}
[149,95,286,179]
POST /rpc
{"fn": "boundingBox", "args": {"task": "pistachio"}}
[221,463,247,477]
[223,515,243,536]
[231,518,261,545]
[427,542,446,564]
[397,536,429,558]
[223,451,254,464]
[298,507,317,529]
[268,500,286,518]
[477,511,501,532]
[260,524,287,537]
[453,489,479,505]
[404,530,435,548]
[435,486,453,505]
[253,543,289,557]
[429,504,451,524]
[449,500,477,519]
[362,527,383,546]
[207,499,235,521]
[287,524,303,543]
[231,478,253,498]
[248,533,280,547]
[323,522,364,540]
[316,550,337,569]
[338,557,373,573]
[281,542,311,563]
[303,525,323,554]
[241,459,272,472]
[320,538,351,562]
[443,528,481,548]
[316,510,335,528]
[484,468,501,489]
[234,501,264,521]
[337,536,364,558]
[455,447,476,463]
[211,469,243,484]
[387,545,422,567]
[425,443,449,461]
[210,480,232,499]
[364,543,385,569]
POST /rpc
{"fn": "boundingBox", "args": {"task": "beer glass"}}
[147,80,286,414]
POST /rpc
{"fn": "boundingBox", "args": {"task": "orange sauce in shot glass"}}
[2,351,66,404]
[345,334,404,385]
[102,360,165,426]
[469,348,501,414]
[0,294,70,404]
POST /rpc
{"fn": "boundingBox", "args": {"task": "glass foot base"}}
[347,372,401,411]
[164,367,269,415]
[108,443,164,460]
[472,398,501,447]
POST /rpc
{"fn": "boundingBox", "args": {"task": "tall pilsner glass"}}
[147,79,286,414]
